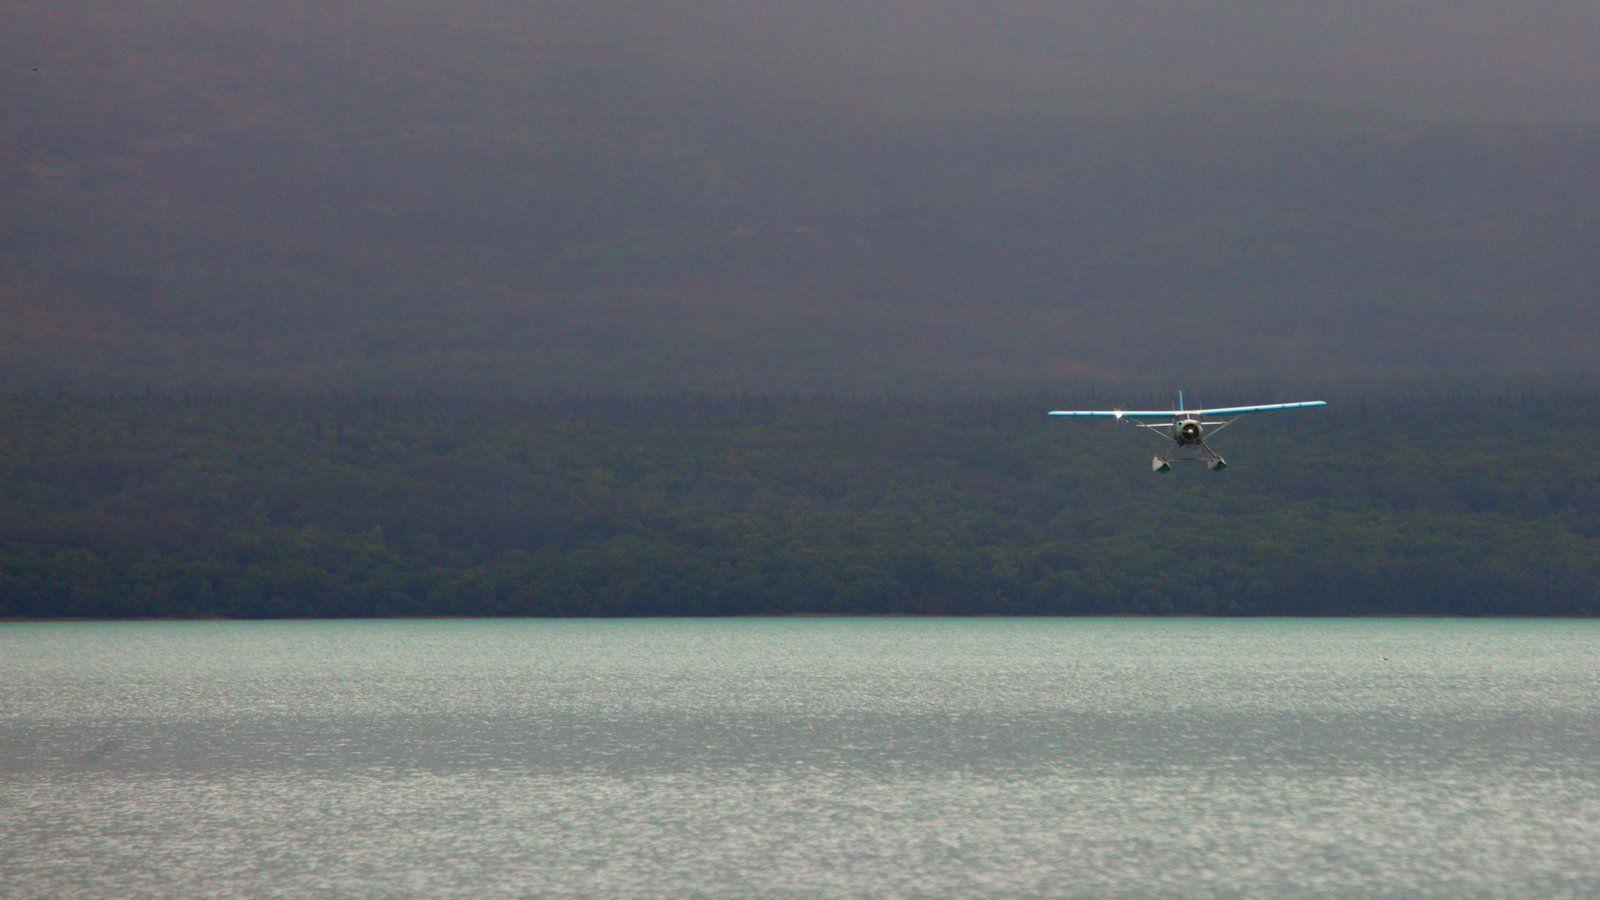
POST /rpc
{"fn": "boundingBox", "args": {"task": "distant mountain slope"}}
[4,3,1598,394]
[2,392,1597,617]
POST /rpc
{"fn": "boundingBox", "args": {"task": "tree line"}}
[0,392,1596,617]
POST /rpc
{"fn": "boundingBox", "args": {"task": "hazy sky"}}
[4,2,1598,393]
[441,1,1600,123]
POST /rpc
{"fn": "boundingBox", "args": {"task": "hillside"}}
[2,392,1596,617]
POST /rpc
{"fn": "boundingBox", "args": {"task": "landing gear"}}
[1152,443,1227,472]
[1130,416,1234,473]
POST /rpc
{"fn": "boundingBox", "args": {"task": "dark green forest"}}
[2,392,1595,618]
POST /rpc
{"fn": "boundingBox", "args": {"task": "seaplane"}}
[1049,392,1325,472]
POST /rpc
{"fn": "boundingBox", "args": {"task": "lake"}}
[3,618,1598,895]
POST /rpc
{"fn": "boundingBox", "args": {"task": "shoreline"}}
[7,612,1599,623]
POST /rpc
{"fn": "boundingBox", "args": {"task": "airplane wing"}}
[1047,409,1184,419]
[1190,401,1326,416]
[1048,401,1324,419]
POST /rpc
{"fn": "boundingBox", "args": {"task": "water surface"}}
[3,619,1598,895]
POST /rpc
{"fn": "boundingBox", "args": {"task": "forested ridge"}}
[1,392,1596,618]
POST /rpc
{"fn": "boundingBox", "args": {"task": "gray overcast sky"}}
[4,2,1599,393]
[543,1,1600,123]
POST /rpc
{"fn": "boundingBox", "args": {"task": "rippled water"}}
[3,618,1598,895]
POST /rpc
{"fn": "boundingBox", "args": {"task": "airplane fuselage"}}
[1175,418,1204,444]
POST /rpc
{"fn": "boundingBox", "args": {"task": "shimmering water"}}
[2,619,1598,896]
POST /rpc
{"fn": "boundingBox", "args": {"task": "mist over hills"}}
[5,2,1598,395]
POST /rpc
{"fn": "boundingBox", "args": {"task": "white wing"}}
[1049,401,1324,419]
[1190,401,1326,415]
[1047,409,1182,419]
